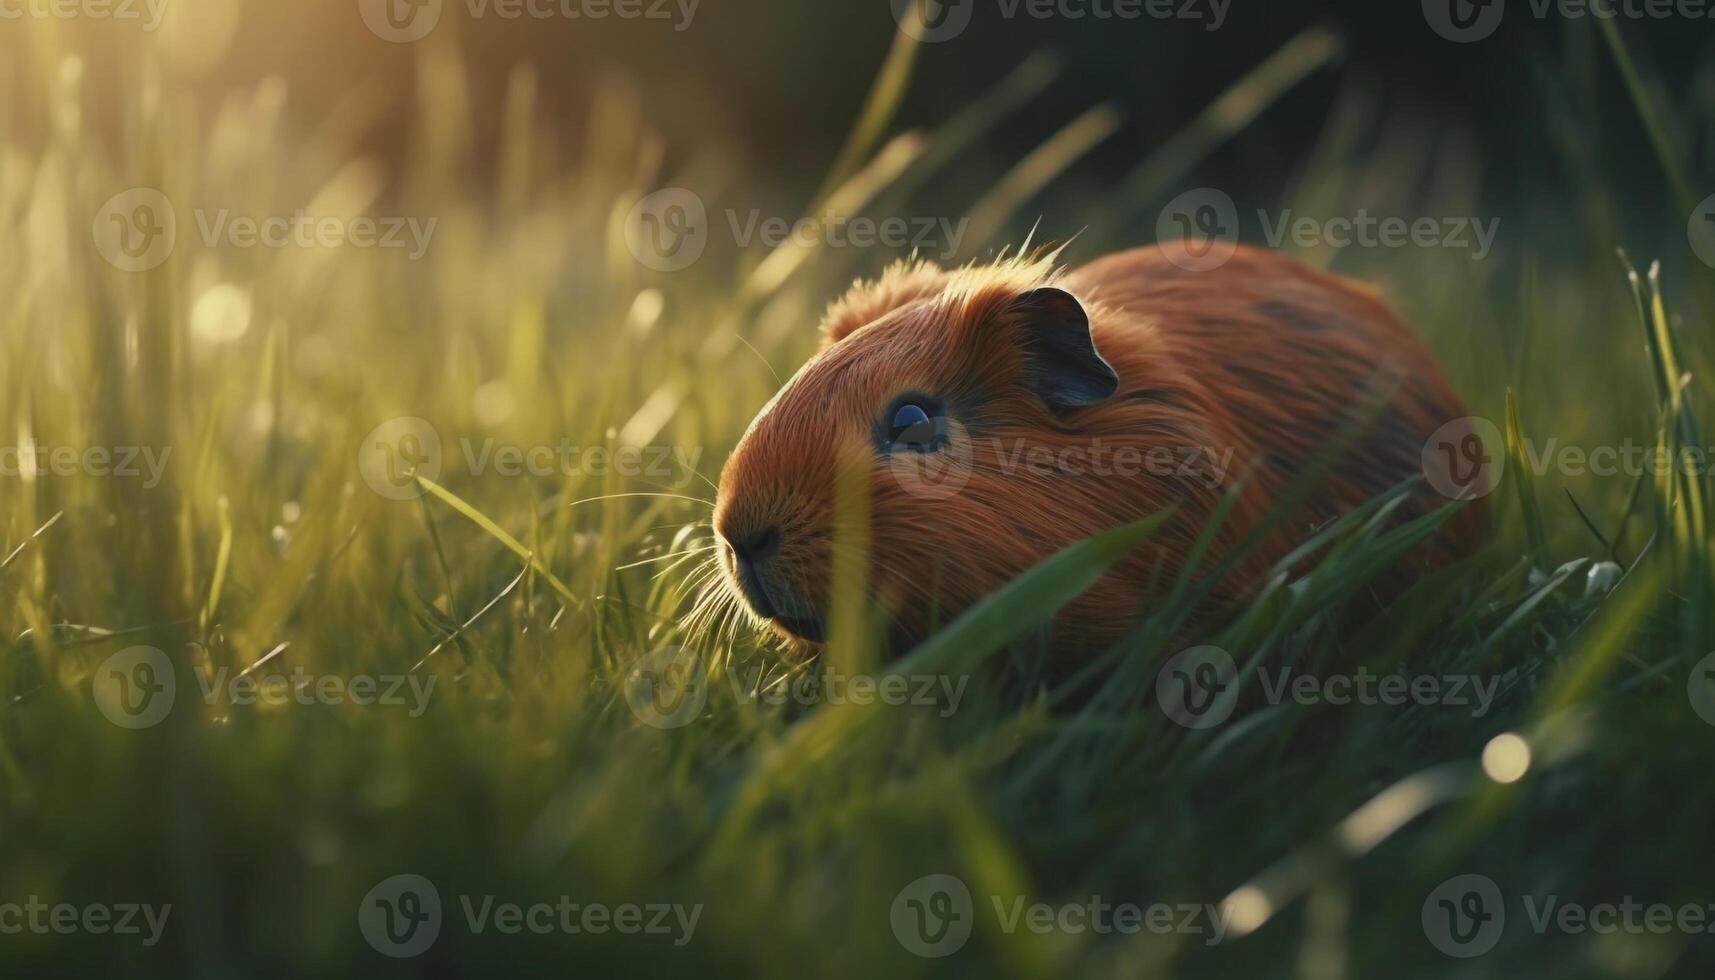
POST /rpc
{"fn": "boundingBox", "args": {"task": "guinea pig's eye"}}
[880,395,949,454]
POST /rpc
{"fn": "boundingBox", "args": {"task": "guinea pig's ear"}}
[1008,286,1119,410]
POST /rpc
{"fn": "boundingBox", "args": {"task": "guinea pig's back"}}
[1065,242,1486,584]
[1064,243,1432,362]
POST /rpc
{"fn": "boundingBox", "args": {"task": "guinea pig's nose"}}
[728,525,781,565]
[723,525,782,617]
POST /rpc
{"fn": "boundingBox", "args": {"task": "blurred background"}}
[9,0,1713,260]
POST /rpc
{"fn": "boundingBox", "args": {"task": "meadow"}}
[2,8,1714,979]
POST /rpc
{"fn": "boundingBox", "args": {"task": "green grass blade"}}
[198,496,233,633]
[889,511,1171,678]
[1505,388,1552,569]
[417,474,581,609]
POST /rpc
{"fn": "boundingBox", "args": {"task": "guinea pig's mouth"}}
[720,541,826,644]
[768,612,825,644]
[738,586,826,644]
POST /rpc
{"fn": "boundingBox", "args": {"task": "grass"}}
[4,15,1715,980]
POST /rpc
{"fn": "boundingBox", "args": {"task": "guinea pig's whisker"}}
[699,587,726,633]
[662,467,720,495]
[701,573,756,647]
[640,521,715,538]
[687,607,722,646]
[616,544,719,573]
[682,565,722,613]
[565,491,716,510]
[720,597,749,648]
[713,590,753,649]
[693,565,725,611]
[648,547,724,583]
[732,331,786,388]
[677,562,729,638]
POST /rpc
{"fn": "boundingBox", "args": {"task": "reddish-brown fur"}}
[714,243,1486,653]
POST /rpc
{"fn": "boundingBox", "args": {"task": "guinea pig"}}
[712,243,1486,653]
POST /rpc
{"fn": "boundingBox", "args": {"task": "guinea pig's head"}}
[713,260,1123,652]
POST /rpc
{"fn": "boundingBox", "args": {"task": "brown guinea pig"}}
[712,243,1486,652]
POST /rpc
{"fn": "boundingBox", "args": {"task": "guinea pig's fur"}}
[713,243,1485,653]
